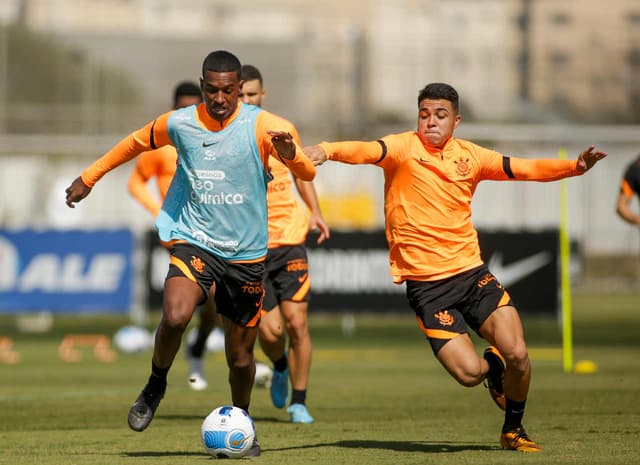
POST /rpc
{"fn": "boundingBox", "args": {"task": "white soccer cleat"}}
[254,361,273,389]
[188,369,208,391]
[186,350,208,391]
[206,327,226,353]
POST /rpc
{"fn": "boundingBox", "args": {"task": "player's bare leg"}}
[280,300,314,423]
[258,307,289,408]
[128,276,201,432]
[223,317,258,411]
[480,306,540,452]
[258,307,286,362]
[436,333,489,387]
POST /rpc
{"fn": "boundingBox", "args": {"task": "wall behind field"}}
[1,125,638,259]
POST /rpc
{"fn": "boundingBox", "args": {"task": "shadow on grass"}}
[160,414,287,423]
[268,439,498,453]
[123,451,205,458]
[122,439,497,458]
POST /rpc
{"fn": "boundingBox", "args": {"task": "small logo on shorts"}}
[286,259,308,272]
[298,272,309,283]
[190,256,205,274]
[434,310,455,326]
[477,273,500,288]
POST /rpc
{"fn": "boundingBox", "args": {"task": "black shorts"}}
[406,264,513,354]
[262,244,311,311]
[166,243,265,327]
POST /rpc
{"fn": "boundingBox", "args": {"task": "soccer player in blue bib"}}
[65,50,315,456]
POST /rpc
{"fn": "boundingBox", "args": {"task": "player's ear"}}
[453,113,461,129]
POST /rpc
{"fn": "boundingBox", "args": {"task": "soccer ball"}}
[113,325,152,354]
[201,406,255,459]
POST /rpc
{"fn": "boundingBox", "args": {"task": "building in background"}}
[0,0,639,257]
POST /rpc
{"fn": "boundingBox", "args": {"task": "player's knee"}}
[451,362,484,387]
[504,343,530,374]
[284,316,308,341]
[227,350,253,371]
[160,310,191,332]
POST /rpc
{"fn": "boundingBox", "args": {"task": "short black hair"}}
[240,64,263,85]
[173,81,201,107]
[418,83,459,113]
[201,50,242,77]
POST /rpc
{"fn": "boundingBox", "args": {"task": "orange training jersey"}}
[320,133,581,283]
[128,145,177,217]
[266,126,309,247]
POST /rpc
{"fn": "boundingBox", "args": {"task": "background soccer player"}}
[65,50,316,456]
[239,64,330,424]
[304,82,606,452]
[616,154,640,226]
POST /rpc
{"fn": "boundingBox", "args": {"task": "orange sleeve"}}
[127,153,162,217]
[478,146,580,182]
[81,112,173,188]
[621,179,634,197]
[255,112,315,181]
[319,140,386,165]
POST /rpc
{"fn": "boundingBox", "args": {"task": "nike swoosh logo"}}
[487,251,552,287]
[202,141,216,147]
[298,272,309,283]
[419,157,431,163]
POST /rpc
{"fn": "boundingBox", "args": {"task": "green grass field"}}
[1,290,639,465]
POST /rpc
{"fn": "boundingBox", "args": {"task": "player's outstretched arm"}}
[65,176,92,208]
[577,145,608,173]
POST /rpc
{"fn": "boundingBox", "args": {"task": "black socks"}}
[503,398,526,433]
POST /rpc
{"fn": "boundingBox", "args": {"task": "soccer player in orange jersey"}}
[239,65,330,424]
[616,155,640,226]
[304,82,607,452]
[127,81,223,392]
[65,50,316,455]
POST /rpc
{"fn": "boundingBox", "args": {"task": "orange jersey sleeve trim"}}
[81,112,173,188]
[255,111,315,181]
[479,150,580,182]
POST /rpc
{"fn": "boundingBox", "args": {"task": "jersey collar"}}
[196,101,242,132]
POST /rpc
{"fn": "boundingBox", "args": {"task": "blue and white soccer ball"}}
[201,406,255,459]
[112,325,152,354]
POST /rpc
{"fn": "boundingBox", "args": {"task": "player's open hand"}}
[268,130,295,160]
[309,212,330,245]
[303,145,327,166]
[65,176,92,208]
[577,145,607,173]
